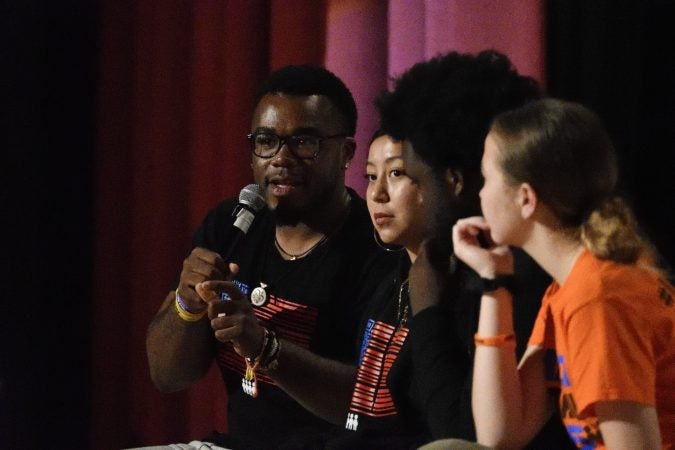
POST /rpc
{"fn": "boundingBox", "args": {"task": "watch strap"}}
[479,275,518,294]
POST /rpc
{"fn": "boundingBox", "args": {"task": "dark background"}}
[3,1,673,448]
[547,1,675,269]
[4,1,98,449]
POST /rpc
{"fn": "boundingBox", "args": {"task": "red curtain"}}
[92,1,543,447]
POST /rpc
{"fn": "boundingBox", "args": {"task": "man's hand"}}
[146,249,233,392]
[196,280,265,359]
[176,247,229,312]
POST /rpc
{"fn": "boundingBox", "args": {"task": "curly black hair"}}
[377,50,541,200]
[254,65,357,136]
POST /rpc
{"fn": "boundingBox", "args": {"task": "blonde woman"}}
[453,98,674,449]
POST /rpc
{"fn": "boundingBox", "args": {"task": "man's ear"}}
[444,169,464,196]
[518,182,538,219]
[341,138,356,169]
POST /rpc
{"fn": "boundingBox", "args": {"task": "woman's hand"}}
[452,216,513,278]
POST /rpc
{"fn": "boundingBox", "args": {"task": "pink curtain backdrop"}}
[93,1,544,447]
[325,0,389,195]
[339,0,545,193]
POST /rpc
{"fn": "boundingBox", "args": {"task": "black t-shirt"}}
[339,253,474,448]
[338,250,576,449]
[192,189,397,450]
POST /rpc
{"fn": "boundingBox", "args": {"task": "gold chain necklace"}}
[274,234,328,261]
[250,232,329,307]
[397,278,410,327]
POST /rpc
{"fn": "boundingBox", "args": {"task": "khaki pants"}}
[419,438,493,450]
[125,441,230,450]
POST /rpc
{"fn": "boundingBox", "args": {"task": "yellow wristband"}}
[175,292,207,322]
[474,333,516,347]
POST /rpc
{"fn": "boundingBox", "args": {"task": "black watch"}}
[479,275,518,294]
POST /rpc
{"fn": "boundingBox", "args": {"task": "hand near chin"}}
[195,268,265,359]
[452,216,514,278]
[409,236,454,315]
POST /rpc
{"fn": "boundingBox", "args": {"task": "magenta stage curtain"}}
[92,1,544,447]
[338,0,546,192]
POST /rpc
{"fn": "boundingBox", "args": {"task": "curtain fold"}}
[326,0,389,193]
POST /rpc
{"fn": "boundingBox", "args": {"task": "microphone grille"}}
[239,184,266,212]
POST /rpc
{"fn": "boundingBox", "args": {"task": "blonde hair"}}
[492,98,665,272]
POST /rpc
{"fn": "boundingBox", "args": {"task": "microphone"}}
[232,183,266,233]
[223,184,266,262]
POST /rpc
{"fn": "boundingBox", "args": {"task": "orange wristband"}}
[474,333,516,347]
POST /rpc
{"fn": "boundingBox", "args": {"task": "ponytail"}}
[581,197,668,278]
[580,197,643,263]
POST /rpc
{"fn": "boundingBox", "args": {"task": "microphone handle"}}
[221,206,255,263]
[233,206,255,233]
[221,229,243,264]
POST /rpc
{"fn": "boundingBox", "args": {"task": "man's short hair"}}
[377,50,541,175]
[255,65,357,136]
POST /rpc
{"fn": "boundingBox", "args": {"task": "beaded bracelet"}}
[474,333,516,347]
[258,331,281,372]
[242,357,260,398]
[241,328,282,397]
[242,328,269,398]
[175,290,207,322]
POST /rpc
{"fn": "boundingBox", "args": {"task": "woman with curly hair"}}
[334,52,573,449]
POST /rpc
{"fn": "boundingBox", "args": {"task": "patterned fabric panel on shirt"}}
[217,291,319,385]
[346,320,409,431]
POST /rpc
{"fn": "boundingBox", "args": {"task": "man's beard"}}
[270,203,303,226]
[269,181,338,226]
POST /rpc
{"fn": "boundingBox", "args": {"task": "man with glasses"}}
[146,65,395,449]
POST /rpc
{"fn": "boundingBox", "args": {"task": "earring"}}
[454,179,463,196]
[344,162,350,170]
[373,230,404,252]
[446,170,464,197]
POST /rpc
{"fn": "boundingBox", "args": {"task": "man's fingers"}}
[213,322,243,343]
[198,280,251,319]
[207,298,238,319]
[184,257,225,280]
[210,255,229,277]
[195,282,219,302]
[188,247,228,278]
[198,280,247,302]
[226,263,240,281]
[211,312,239,330]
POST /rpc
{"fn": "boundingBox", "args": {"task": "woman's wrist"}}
[479,275,519,295]
[477,287,515,335]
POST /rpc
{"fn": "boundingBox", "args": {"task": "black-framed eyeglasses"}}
[247,132,352,160]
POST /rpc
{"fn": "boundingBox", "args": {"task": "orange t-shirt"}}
[529,249,675,449]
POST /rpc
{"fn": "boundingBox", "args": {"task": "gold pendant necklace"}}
[274,234,328,261]
[397,278,410,328]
